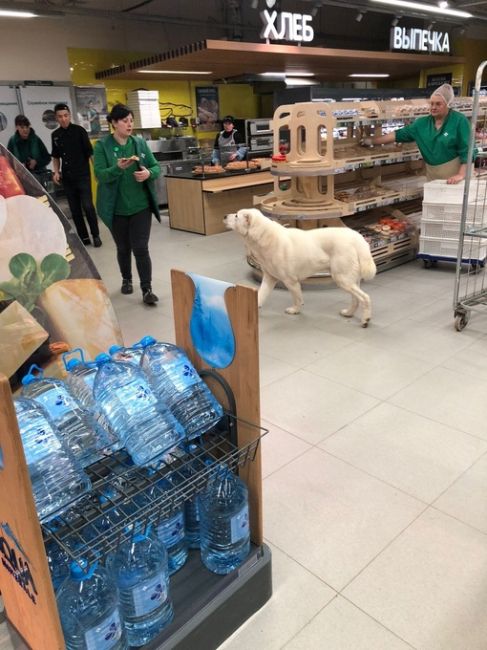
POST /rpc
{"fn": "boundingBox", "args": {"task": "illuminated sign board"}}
[390,27,450,53]
[259,0,314,43]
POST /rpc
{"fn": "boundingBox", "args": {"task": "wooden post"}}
[0,375,65,650]
[171,270,263,545]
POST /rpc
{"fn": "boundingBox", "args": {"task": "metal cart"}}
[453,60,487,331]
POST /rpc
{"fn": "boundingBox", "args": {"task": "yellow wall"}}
[453,38,487,93]
[68,48,259,143]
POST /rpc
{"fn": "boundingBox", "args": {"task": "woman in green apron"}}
[361,83,471,184]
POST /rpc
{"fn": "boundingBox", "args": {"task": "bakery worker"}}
[361,83,471,185]
[7,115,51,173]
[51,102,102,247]
[211,115,248,166]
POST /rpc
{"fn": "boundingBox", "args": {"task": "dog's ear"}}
[243,210,252,226]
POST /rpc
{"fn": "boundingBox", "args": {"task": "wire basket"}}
[41,413,267,569]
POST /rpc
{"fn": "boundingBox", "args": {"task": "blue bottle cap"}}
[69,558,88,579]
[138,335,157,347]
[108,344,123,355]
[94,353,111,365]
[66,358,81,371]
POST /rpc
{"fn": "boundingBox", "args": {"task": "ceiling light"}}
[438,0,448,7]
[285,77,318,86]
[356,11,364,21]
[427,21,435,29]
[259,72,286,77]
[286,72,315,77]
[349,73,391,78]
[370,0,472,18]
[0,9,37,17]
[137,70,213,75]
[391,15,400,25]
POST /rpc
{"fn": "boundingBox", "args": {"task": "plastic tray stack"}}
[419,179,487,265]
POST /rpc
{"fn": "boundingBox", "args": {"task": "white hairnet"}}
[430,83,454,107]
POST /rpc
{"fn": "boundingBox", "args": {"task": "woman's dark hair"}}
[106,104,134,124]
[14,115,30,128]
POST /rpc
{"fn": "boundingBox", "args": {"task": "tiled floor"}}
[3,211,487,649]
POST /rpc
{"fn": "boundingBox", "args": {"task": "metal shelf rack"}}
[41,416,267,569]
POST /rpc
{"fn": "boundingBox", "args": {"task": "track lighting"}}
[391,16,400,26]
[356,11,364,22]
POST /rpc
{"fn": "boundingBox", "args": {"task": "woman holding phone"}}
[93,103,161,305]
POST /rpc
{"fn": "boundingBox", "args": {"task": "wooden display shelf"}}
[167,171,276,235]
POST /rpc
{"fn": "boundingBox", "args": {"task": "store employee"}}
[211,115,248,166]
[361,83,471,184]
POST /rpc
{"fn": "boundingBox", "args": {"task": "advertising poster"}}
[73,85,109,136]
[0,86,21,149]
[0,143,123,390]
[196,86,219,132]
[18,85,73,152]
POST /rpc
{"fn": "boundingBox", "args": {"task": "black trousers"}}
[111,208,153,290]
[63,175,100,242]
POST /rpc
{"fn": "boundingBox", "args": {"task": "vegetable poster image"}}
[0,144,122,389]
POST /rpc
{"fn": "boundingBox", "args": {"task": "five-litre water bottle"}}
[92,355,185,466]
[64,352,120,452]
[140,341,224,439]
[109,336,156,366]
[21,365,108,467]
[109,527,173,646]
[148,478,188,575]
[44,518,81,591]
[198,465,250,575]
[14,398,91,522]
[57,559,128,650]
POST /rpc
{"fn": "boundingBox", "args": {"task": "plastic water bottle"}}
[93,355,185,466]
[150,479,188,575]
[14,398,91,522]
[109,336,156,366]
[199,465,250,575]
[21,365,109,467]
[109,528,173,646]
[57,559,128,650]
[140,342,224,439]
[44,518,81,591]
[64,355,120,452]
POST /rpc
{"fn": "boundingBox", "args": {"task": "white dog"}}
[224,208,376,327]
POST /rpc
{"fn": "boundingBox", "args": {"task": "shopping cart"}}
[453,60,487,331]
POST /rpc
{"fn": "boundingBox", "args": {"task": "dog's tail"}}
[358,241,377,281]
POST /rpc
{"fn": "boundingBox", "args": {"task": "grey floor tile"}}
[344,508,487,650]
[390,366,487,439]
[320,403,487,502]
[263,448,424,591]
[261,370,379,445]
[218,543,335,650]
[284,595,414,650]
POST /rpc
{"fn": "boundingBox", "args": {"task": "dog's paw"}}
[285,306,301,315]
[340,308,354,318]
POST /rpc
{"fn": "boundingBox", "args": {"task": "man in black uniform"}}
[51,103,102,247]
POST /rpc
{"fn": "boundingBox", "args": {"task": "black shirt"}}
[51,123,93,179]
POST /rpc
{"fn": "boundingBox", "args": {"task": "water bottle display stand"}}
[0,269,272,650]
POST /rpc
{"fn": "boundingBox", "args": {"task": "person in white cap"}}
[361,83,471,184]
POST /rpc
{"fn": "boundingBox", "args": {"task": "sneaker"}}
[142,288,159,306]
[93,236,102,247]
[121,279,133,295]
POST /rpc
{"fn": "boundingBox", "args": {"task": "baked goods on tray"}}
[192,165,224,175]
[225,160,260,171]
